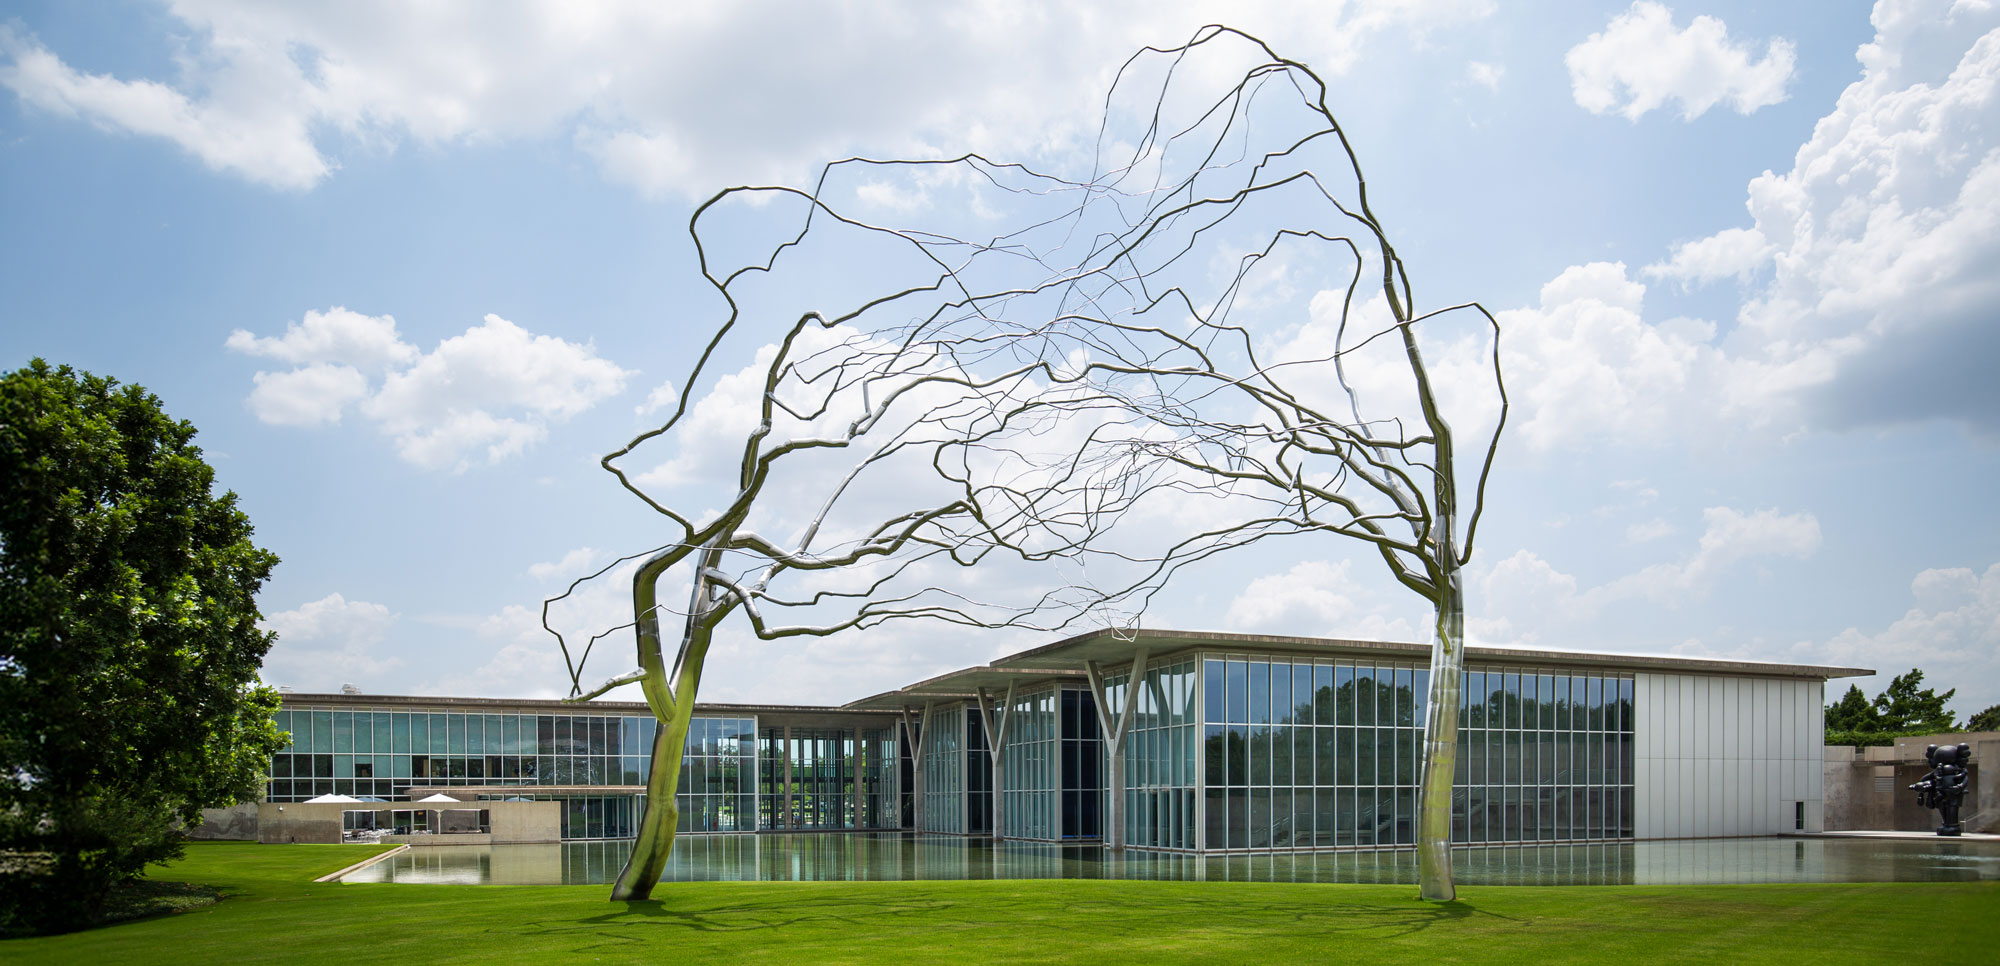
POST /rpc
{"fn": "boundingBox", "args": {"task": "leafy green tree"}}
[1964,704,1998,733]
[1872,669,1956,733]
[1,360,284,931]
[1824,684,1881,732]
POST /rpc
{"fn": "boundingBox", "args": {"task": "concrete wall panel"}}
[1634,672,1826,839]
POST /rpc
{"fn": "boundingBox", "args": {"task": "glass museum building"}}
[265,629,1864,850]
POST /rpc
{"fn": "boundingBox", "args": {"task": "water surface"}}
[340,833,2000,886]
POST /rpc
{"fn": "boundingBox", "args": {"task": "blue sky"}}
[2,1,1995,717]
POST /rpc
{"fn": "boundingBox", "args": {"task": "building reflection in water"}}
[344,833,1999,887]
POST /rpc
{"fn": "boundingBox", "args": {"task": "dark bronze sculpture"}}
[1909,743,1972,836]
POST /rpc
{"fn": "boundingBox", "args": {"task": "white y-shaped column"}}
[1085,649,1148,850]
[901,701,936,832]
[974,680,1018,841]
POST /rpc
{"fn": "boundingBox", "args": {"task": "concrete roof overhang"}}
[278,693,894,725]
[985,628,1874,681]
[841,665,1082,711]
[282,628,1871,719]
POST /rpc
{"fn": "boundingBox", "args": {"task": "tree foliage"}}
[1824,684,1880,732]
[1823,669,1964,747]
[0,360,284,932]
[1969,704,2000,733]
[1872,669,1956,732]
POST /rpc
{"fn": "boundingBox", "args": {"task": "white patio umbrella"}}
[415,793,461,802]
[302,793,363,803]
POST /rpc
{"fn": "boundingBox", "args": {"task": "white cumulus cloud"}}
[225,307,419,370]
[1224,559,1419,641]
[528,547,603,582]
[1493,262,1728,450]
[1643,227,1774,285]
[259,592,403,690]
[229,309,634,471]
[244,363,368,426]
[1466,60,1504,91]
[0,2,1495,199]
[0,24,327,189]
[1566,2,1796,121]
[634,379,679,417]
[1474,505,1821,644]
[1726,0,2000,433]
[1797,562,2000,714]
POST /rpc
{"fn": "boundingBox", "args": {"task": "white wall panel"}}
[1633,671,1826,839]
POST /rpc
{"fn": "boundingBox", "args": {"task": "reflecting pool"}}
[340,833,2000,886]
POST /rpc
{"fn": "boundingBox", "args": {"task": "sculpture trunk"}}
[607,555,717,902]
[1416,570,1465,902]
[611,709,690,900]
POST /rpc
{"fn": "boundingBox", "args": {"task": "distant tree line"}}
[1823,668,1999,747]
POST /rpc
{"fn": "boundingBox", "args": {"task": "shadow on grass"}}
[509,884,1521,955]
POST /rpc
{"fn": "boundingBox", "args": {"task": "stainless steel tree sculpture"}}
[550,25,1503,902]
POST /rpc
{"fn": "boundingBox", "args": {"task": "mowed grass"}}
[3,842,1995,965]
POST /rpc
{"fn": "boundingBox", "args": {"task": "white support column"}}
[853,725,865,829]
[1085,649,1148,851]
[782,724,795,830]
[974,681,1018,841]
[902,701,936,833]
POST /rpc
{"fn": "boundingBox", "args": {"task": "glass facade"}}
[1060,688,1103,840]
[757,726,899,830]
[268,708,656,801]
[1195,655,1635,851]
[919,689,1102,842]
[1106,660,1197,849]
[1201,656,1423,851]
[998,689,1058,840]
[677,717,757,833]
[1453,669,1635,843]
[268,707,755,839]
[918,709,965,833]
[268,647,1644,851]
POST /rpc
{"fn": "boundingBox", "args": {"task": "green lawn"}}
[3,842,1994,964]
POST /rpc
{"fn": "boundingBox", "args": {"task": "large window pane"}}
[1314,664,1333,726]
[1226,661,1247,724]
[1203,660,1225,725]
[332,712,354,752]
[1355,728,1375,786]
[1247,662,1269,726]
[1268,663,1289,724]
[1334,665,1356,725]
[1248,789,1271,849]
[1315,727,1336,786]
[1248,728,1269,786]
[1292,664,1314,726]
